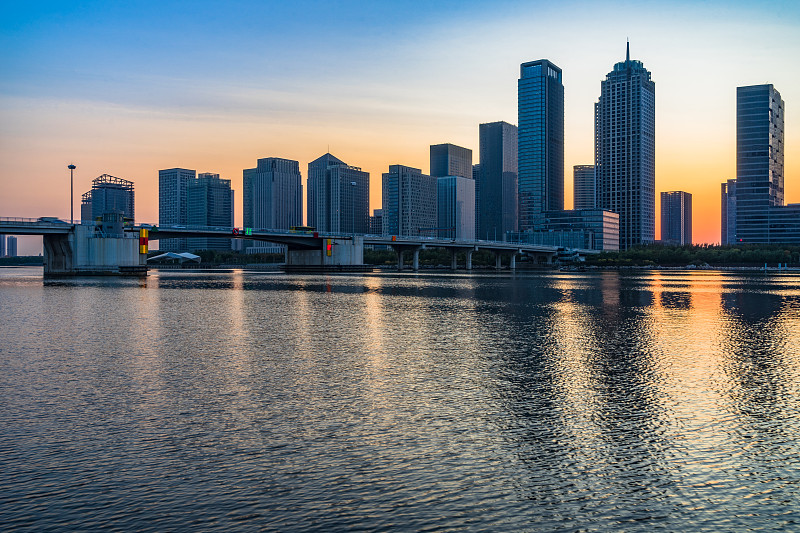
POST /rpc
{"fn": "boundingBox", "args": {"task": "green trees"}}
[585,244,800,267]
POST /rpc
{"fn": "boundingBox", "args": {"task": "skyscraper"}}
[88,174,135,221]
[0,234,5,257]
[573,165,596,210]
[382,165,437,237]
[518,59,564,231]
[159,168,196,251]
[721,179,737,244]
[369,209,383,235]
[243,157,303,231]
[187,173,233,251]
[430,144,472,180]
[595,43,655,249]
[735,84,784,243]
[660,191,692,245]
[437,176,475,240]
[478,121,518,240]
[307,153,369,234]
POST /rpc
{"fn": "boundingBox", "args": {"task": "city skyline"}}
[2,1,800,254]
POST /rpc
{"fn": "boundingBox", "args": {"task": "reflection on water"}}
[1,267,799,531]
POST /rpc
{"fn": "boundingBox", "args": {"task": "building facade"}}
[478,121,518,240]
[595,44,656,249]
[307,153,369,234]
[509,209,619,251]
[6,236,17,257]
[437,176,476,240]
[88,174,135,222]
[721,179,737,244]
[660,191,692,245]
[159,168,196,251]
[186,173,234,251]
[0,234,5,257]
[518,59,564,231]
[735,84,785,243]
[382,165,437,237]
[430,144,473,180]
[369,209,383,235]
[243,157,303,232]
[573,165,596,210]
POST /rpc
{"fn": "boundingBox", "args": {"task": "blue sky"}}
[2,0,800,252]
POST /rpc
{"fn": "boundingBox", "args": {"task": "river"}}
[1,267,799,531]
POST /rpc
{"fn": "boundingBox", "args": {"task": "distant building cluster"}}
[1,235,17,257]
[78,42,798,253]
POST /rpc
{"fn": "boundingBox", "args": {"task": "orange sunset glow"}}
[2,2,799,254]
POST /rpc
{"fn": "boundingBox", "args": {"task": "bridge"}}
[0,217,596,276]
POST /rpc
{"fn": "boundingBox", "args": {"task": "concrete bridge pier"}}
[451,250,458,270]
[398,250,405,271]
[495,252,502,270]
[412,248,420,271]
[510,253,516,270]
[466,250,473,270]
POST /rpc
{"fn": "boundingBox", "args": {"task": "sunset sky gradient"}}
[2,0,799,254]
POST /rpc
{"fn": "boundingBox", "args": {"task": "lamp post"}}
[68,164,76,224]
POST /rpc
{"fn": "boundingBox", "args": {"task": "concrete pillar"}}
[510,253,516,270]
[398,250,404,271]
[466,250,473,270]
[495,252,502,270]
[451,250,458,270]
[413,248,420,271]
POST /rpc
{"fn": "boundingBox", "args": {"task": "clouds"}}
[1,0,799,253]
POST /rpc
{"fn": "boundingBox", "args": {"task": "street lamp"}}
[68,164,76,224]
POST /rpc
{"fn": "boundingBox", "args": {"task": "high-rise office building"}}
[478,121,518,240]
[159,168,196,251]
[307,153,369,233]
[243,157,303,231]
[0,234,5,257]
[573,165,596,209]
[518,59,564,231]
[88,174,135,222]
[437,176,475,240]
[369,209,384,235]
[721,179,737,244]
[595,43,655,249]
[735,84,784,243]
[80,192,93,222]
[382,165,437,237]
[430,144,473,179]
[187,173,233,251]
[660,191,692,245]
[6,236,17,257]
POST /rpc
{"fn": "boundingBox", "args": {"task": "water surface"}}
[1,267,799,531]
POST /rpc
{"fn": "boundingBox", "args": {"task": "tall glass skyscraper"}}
[595,44,655,249]
[478,121,518,240]
[430,144,472,179]
[735,84,784,243]
[382,165,437,237]
[187,173,233,251]
[573,165,596,210]
[159,168,196,251]
[243,157,303,231]
[307,153,369,234]
[518,59,563,231]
